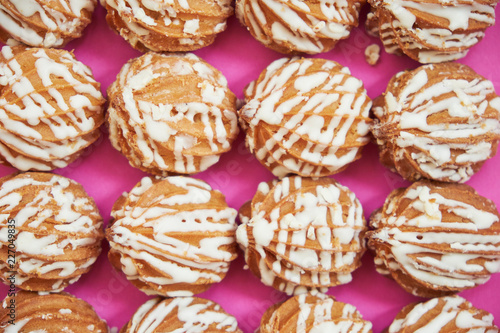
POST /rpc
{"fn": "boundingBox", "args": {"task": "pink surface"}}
[1,4,500,332]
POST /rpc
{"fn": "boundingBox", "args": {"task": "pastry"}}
[0,0,96,48]
[371,62,500,183]
[239,57,372,178]
[0,45,106,171]
[368,180,500,298]
[366,0,498,63]
[106,176,238,296]
[0,172,104,292]
[236,0,365,54]
[259,293,372,332]
[107,52,238,176]
[100,0,233,52]
[386,295,499,332]
[121,296,242,332]
[0,291,109,332]
[237,176,367,295]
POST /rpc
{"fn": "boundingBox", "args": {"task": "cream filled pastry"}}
[107,52,238,176]
[237,176,367,295]
[0,172,104,292]
[368,180,500,297]
[239,57,372,178]
[107,176,238,296]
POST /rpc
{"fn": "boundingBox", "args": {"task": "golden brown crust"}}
[368,180,500,297]
[371,62,500,183]
[101,0,233,52]
[236,176,367,295]
[106,52,238,176]
[0,291,109,332]
[259,293,373,333]
[0,172,104,292]
[106,176,238,297]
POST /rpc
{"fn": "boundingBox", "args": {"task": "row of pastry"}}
[0,171,498,331]
[1,46,499,184]
[0,0,497,63]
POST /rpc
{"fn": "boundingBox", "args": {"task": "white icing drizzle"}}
[0,172,103,291]
[107,52,238,175]
[369,182,500,295]
[107,176,238,296]
[0,46,105,171]
[388,296,499,332]
[236,0,363,53]
[236,176,366,295]
[0,0,95,47]
[372,63,500,183]
[239,57,372,178]
[126,297,239,332]
[370,0,496,63]
[101,0,232,51]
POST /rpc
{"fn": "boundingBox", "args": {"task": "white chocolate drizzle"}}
[239,57,372,178]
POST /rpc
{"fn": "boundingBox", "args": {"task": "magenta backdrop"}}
[1,4,500,332]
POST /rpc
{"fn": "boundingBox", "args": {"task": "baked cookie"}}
[0,172,104,292]
[121,297,242,332]
[0,45,106,171]
[236,0,365,54]
[107,52,238,176]
[368,180,500,298]
[366,0,498,63]
[386,295,499,332]
[0,0,96,48]
[237,176,367,295]
[372,62,500,183]
[239,57,372,178]
[107,176,238,296]
[259,293,373,332]
[101,0,233,52]
[0,291,109,332]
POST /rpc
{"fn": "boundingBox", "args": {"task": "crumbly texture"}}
[121,297,242,333]
[371,62,500,183]
[107,52,239,176]
[236,0,365,54]
[0,45,105,171]
[237,176,367,295]
[0,172,104,292]
[101,0,233,52]
[368,180,500,298]
[259,293,372,333]
[365,44,380,65]
[0,0,96,48]
[387,296,499,332]
[239,57,372,178]
[0,291,109,332]
[367,0,498,63]
[107,176,238,297]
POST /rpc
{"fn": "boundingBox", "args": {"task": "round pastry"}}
[371,62,500,183]
[239,57,372,178]
[0,45,106,172]
[368,180,500,298]
[0,291,109,332]
[107,52,238,176]
[121,296,242,332]
[100,0,233,52]
[366,0,498,63]
[386,295,499,332]
[0,0,96,48]
[106,176,238,296]
[259,293,373,332]
[236,0,365,54]
[237,176,367,295]
[0,172,104,292]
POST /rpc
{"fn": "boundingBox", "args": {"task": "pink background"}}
[1,4,500,332]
